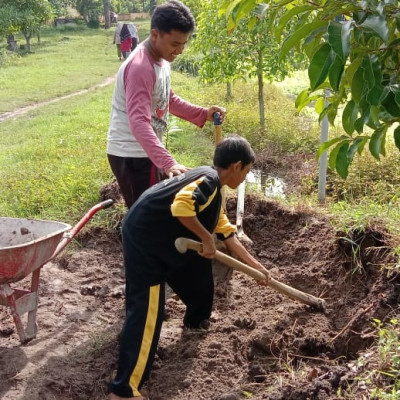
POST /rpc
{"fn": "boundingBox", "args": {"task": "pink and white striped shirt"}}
[107,44,208,172]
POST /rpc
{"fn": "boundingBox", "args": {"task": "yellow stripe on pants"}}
[129,285,160,396]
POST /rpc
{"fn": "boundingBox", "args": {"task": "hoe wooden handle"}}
[175,237,326,311]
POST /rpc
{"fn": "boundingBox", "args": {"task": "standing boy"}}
[108,135,270,400]
[107,0,226,208]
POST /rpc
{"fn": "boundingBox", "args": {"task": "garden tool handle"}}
[213,112,222,144]
[175,237,326,310]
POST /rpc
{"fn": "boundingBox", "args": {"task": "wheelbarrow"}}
[0,199,114,343]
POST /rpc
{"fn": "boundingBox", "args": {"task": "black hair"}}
[213,135,256,169]
[151,0,195,33]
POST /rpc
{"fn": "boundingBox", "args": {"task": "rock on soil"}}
[1,194,399,400]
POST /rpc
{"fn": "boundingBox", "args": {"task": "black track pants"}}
[167,257,214,328]
[109,282,165,397]
[107,154,159,208]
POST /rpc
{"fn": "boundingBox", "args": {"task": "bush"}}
[87,18,100,29]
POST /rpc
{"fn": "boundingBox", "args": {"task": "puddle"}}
[247,170,286,198]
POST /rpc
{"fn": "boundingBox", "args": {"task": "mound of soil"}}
[1,192,399,400]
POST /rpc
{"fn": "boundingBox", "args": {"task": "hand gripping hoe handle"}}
[175,237,326,311]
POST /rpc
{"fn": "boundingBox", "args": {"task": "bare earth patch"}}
[1,155,399,400]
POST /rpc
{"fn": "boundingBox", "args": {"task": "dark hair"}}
[213,135,256,169]
[151,0,195,34]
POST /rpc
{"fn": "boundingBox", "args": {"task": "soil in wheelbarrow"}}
[1,186,399,399]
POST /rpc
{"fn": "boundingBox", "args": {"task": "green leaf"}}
[345,57,363,85]
[314,97,325,114]
[362,56,375,89]
[329,140,347,170]
[359,15,389,43]
[316,136,346,160]
[381,90,400,117]
[394,126,400,151]
[247,15,257,31]
[327,20,352,61]
[275,5,314,42]
[351,65,365,104]
[357,136,369,155]
[366,85,384,106]
[369,127,386,160]
[328,55,344,91]
[295,89,309,110]
[236,0,257,22]
[218,0,233,18]
[348,137,364,161]
[336,142,350,178]
[278,20,328,63]
[327,106,338,126]
[308,43,335,91]
[342,100,358,135]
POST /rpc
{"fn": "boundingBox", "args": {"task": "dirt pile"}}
[0,194,399,400]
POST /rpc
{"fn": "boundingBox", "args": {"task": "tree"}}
[74,0,103,25]
[0,0,53,51]
[104,0,111,28]
[48,0,74,17]
[190,0,295,127]
[220,0,400,178]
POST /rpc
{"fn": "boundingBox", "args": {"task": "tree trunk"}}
[104,0,111,29]
[7,34,18,52]
[22,30,32,52]
[150,0,157,14]
[226,81,232,102]
[257,70,265,128]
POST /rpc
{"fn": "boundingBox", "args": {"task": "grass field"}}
[1,22,400,234]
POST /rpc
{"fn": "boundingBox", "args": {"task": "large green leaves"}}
[308,43,334,91]
[394,126,400,151]
[359,15,389,43]
[278,20,328,63]
[369,126,387,159]
[220,0,400,179]
[342,100,358,135]
[328,20,351,62]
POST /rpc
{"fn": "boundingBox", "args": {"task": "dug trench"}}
[0,191,399,400]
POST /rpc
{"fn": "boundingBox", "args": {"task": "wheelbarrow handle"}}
[50,199,114,259]
[98,199,114,209]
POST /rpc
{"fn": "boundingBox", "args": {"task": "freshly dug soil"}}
[1,189,399,400]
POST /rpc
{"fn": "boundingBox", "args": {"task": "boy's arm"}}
[224,234,270,280]
[124,58,177,172]
[177,216,216,258]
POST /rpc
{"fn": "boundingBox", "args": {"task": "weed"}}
[349,319,400,400]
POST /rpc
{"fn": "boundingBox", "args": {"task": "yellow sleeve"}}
[171,178,205,217]
[214,207,237,239]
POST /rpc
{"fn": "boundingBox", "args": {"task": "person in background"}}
[106,0,226,209]
[128,22,139,51]
[120,23,133,60]
[108,135,270,400]
[113,22,122,60]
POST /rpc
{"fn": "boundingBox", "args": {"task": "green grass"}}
[1,22,400,238]
[0,21,150,113]
[0,84,114,223]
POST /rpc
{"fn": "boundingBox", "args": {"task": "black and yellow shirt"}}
[122,166,236,280]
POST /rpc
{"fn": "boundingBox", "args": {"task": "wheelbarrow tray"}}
[0,217,71,284]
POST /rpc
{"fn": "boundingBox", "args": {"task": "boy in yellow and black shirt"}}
[109,135,270,400]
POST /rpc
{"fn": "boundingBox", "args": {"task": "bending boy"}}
[109,135,269,400]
